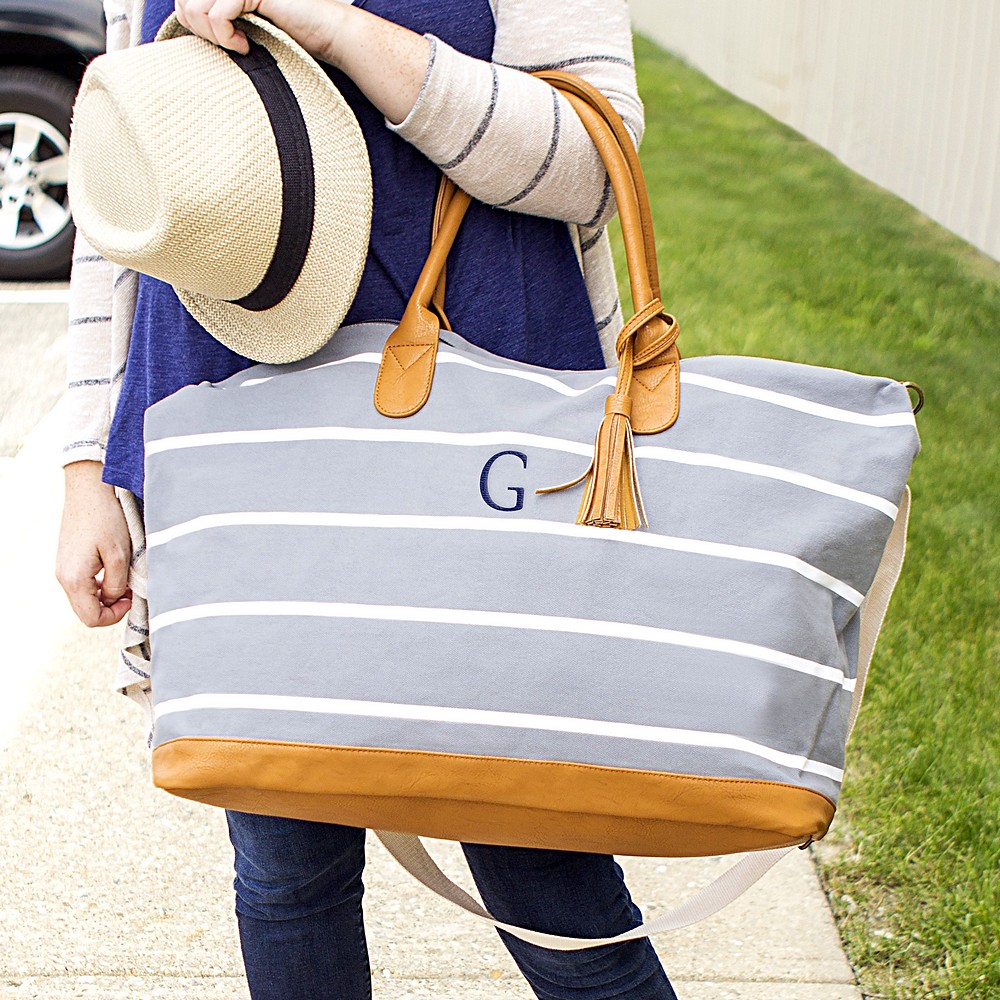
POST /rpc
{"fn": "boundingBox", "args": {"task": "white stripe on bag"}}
[145,427,898,518]
[145,511,865,605]
[148,600,856,692]
[239,351,619,396]
[152,692,845,783]
[678,372,915,427]
[240,353,384,388]
[237,351,914,429]
[146,427,593,458]
[631,445,899,517]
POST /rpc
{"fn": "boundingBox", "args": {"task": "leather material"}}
[547,83,680,434]
[374,187,471,417]
[153,738,835,856]
[574,391,646,529]
[534,71,661,300]
[372,303,441,418]
[539,70,680,433]
[430,180,454,331]
[375,73,680,434]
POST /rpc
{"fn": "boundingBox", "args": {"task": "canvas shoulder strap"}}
[374,487,912,950]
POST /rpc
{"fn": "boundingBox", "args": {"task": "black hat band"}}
[225,37,315,312]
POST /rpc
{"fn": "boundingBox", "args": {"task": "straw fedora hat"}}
[68,14,372,363]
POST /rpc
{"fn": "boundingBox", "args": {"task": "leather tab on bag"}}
[629,312,680,434]
[375,183,472,418]
[630,350,680,433]
[374,303,442,417]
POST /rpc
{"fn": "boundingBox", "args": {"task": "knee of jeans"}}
[507,937,670,1000]
[227,812,366,920]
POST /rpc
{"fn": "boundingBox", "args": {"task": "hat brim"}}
[159,14,372,364]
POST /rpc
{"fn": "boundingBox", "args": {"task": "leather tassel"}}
[535,329,651,530]
[576,393,647,530]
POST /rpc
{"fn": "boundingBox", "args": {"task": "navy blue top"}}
[103,0,603,497]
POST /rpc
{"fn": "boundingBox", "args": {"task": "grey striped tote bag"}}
[144,76,919,906]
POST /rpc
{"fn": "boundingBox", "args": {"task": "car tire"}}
[0,66,78,281]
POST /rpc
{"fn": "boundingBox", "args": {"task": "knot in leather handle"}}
[605,393,633,418]
[615,299,679,362]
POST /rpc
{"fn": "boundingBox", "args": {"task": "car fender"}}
[0,0,105,69]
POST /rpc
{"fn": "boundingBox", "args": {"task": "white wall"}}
[630,0,1000,261]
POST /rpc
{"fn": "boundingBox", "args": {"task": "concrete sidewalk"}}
[0,409,862,1000]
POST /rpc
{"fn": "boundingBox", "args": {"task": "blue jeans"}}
[226,811,677,1000]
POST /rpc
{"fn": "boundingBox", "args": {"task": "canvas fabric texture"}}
[143,323,919,855]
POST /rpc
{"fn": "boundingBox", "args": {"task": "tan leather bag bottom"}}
[153,738,835,857]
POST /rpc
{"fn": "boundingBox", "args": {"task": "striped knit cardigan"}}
[64,0,645,717]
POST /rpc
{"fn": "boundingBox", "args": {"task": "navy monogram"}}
[479,451,528,511]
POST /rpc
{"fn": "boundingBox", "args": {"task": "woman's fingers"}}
[59,561,129,628]
[96,579,134,627]
[58,565,100,626]
[57,547,132,628]
[208,1,251,55]
[98,540,131,605]
[177,0,351,65]
[174,0,257,53]
[57,463,134,629]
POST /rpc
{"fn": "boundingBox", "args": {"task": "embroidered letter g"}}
[480,451,528,512]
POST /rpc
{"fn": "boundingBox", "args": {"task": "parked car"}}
[0,0,105,279]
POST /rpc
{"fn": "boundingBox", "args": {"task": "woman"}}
[57,1,677,997]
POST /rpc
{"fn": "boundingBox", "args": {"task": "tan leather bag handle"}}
[430,72,663,307]
[430,71,662,337]
[375,73,681,529]
[429,180,456,331]
[538,71,662,307]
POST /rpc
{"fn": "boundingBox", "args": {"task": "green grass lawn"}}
[619,34,1000,1000]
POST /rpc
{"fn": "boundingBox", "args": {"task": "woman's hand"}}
[173,0,430,125]
[175,0,262,55]
[56,461,133,628]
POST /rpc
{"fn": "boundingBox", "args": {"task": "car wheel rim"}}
[0,112,72,251]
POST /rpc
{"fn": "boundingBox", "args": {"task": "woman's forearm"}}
[179,0,431,124]
[174,0,642,227]
[296,2,431,126]
[387,0,644,228]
